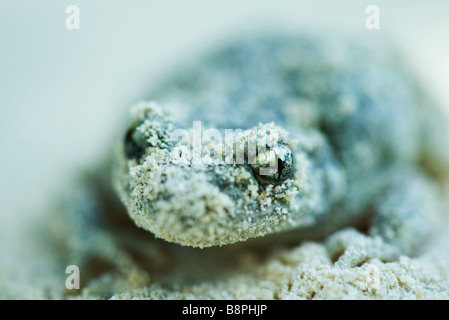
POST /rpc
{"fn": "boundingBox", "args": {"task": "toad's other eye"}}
[250,143,294,186]
[124,120,148,159]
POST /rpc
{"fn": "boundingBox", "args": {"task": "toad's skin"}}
[55,34,449,291]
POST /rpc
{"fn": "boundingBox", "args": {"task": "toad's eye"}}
[250,143,294,186]
[124,120,148,159]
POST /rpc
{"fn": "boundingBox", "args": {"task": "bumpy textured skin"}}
[54,34,449,295]
[114,35,445,250]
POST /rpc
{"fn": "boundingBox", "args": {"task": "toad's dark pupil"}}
[124,120,148,159]
[250,143,294,186]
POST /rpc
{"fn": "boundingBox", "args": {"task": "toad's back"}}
[149,34,446,175]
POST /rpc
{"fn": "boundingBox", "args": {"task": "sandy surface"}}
[2,215,449,300]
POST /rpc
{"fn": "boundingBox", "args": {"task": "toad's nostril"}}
[250,143,294,186]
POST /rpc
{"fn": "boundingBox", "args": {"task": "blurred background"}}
[0,1,448,254]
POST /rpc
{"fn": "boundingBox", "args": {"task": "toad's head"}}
[114,102,307,247]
